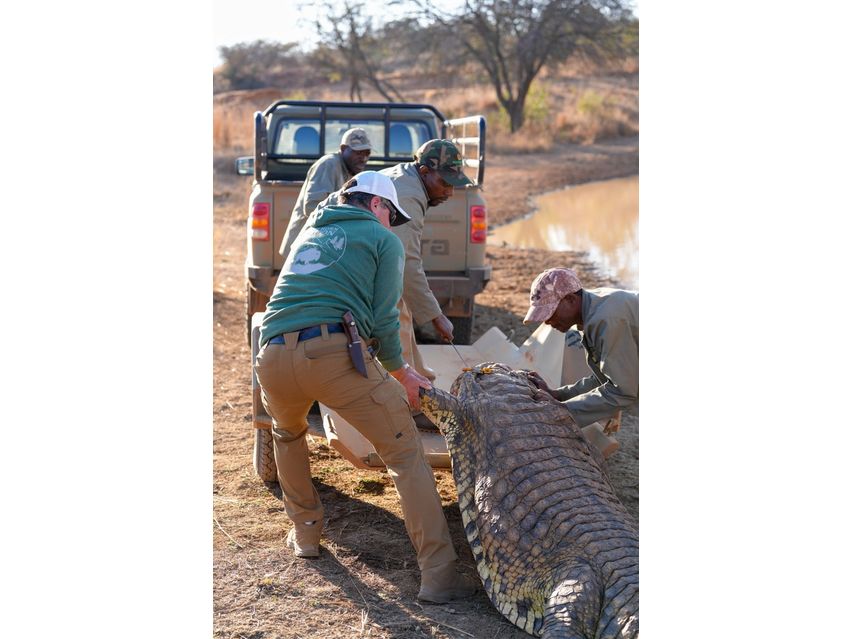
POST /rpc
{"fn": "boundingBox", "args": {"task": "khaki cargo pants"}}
[254,328,457,571]
[397,299,436,381]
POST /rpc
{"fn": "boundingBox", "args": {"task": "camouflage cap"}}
[414,139,473,186]
[523,268,583,324]
[341,127,372,151]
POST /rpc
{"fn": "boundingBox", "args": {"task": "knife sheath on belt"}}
[342,310,368,378]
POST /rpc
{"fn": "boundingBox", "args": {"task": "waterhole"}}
[488,175,638,289]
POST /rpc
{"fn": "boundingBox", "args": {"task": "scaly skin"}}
[420,363,638,639]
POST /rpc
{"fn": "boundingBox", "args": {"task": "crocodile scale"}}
[420,362,638,638]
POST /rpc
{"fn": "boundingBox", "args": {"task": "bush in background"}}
[213,58,638,155]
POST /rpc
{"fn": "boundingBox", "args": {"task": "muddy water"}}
[488,175,639,289]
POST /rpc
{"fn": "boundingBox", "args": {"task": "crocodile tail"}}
[539,560,601,639]
[595,575,639,639]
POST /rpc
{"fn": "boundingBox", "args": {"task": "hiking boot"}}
[417,561,480,603]
[286,521,321,558]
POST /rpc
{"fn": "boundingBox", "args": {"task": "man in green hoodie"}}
[255,171,478,604]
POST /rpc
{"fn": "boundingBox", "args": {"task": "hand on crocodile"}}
[526,371,558,400]
[390,364,432,411]
[603,410,622,435]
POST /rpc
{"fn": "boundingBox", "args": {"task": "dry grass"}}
[212,60,638,154]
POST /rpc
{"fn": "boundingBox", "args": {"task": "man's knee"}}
[272,422,309,443]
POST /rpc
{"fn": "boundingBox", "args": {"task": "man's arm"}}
[561,317,638,427]
[302,158,342,215]
[370,232,407,372]
[550,375,604,401]
[370,230,433,410]
[279,157,341,258]
[394,200,444,326]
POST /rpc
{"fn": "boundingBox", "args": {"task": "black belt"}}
[268,323,344,345]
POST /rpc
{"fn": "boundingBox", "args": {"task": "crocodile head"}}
[421,362,546,444]
[422,362,500,427]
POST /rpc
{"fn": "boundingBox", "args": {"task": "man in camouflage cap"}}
[524,267,639,432]
[413,138,473,188]
[278,127,373,260]
[382,139,472,387]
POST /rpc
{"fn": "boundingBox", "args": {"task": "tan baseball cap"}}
[341,128,372,151]
[523,268,583,324]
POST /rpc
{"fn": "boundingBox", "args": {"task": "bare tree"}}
[411,0,632,132]
[311,0,404,102]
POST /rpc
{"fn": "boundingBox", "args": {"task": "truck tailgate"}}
[420,201,467,271]
[272,185,299,272]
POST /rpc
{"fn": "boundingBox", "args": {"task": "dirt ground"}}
[213,136,639,638]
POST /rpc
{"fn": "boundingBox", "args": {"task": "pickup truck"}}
[237,100,491,345]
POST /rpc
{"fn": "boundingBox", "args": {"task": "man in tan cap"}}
[278,127,373,260]
[523,267,639,429]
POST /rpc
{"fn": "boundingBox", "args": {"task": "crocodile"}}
[420,362,638,638]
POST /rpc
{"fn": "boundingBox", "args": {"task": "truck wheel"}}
[254,428,278,483]
[246,284,270,346]
[450,315,474,345]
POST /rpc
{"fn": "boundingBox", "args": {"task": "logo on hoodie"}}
[284,224,347,274]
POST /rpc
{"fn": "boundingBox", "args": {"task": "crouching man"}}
[523,267,639,431]
[254,170,478,604]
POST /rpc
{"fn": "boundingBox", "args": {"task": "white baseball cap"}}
[342,171,412,226]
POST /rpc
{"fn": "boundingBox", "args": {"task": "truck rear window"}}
[272,119,432,159]
[273,120,322,156]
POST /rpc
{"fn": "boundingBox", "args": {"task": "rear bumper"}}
[246,265,276,297]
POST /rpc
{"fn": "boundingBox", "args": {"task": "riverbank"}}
[485,135,638,227]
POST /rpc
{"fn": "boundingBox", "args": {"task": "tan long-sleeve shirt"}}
[552,288,639,427]
[380,162,443,325]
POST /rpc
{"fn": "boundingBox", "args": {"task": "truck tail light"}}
[251,202,270,241]
[470,205,487,243]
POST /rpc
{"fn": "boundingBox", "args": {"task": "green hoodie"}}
[258,203,406,371]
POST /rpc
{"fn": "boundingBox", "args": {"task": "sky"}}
[212,0,315,66]
[212,0,466,67]
[212,0,638,68]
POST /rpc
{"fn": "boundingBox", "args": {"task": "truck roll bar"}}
[444,115,486,186]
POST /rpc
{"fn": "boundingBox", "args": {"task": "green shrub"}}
[577,90,606,117]
[524,81,550,125]
[494,105,511,131]
[493,81,550,132]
